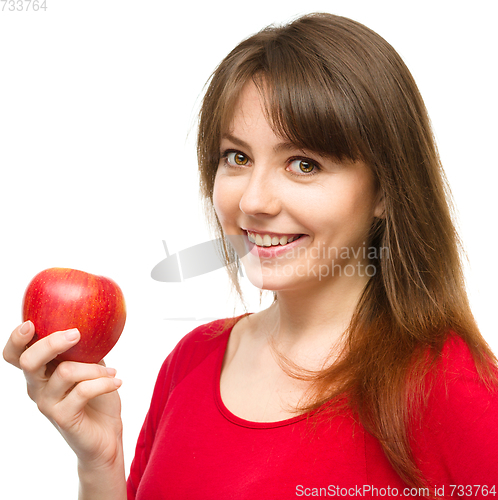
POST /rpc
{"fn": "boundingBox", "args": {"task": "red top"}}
[127,316,498,499]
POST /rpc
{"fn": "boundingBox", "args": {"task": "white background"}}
[1,0,496,498]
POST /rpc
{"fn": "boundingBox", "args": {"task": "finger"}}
[3,321,36,369]
[19,328,81,390]
[53,376,123,429]
[44,362,117,404]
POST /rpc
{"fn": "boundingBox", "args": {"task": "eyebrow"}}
[221,133,304,155]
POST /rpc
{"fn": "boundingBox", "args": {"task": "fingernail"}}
[106,367,117,376]
[64,329,79,342]
[113,378,123,387]
[20,321,31,335]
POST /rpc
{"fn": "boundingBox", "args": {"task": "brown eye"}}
[224,151,250,167]
[234,153,248,165]
[298,160,314,173]
[288,158,318,175]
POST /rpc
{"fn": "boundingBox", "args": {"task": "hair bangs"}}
[253,54,365,164]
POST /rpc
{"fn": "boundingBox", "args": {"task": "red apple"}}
[22,267,126,363]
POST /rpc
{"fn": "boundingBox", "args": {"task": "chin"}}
[242,262,305,292]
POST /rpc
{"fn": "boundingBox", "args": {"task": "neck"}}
[263,273,370,355]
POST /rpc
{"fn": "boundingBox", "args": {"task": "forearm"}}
[78,451,127,500]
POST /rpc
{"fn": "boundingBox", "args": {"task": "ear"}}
[373,191,385,219]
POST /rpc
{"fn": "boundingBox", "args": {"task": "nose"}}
[238,164,281,217]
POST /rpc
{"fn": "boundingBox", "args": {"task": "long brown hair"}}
[196,12,498,488]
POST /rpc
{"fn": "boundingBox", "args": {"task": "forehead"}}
[231,88,264,128]
[235,80,263,108]
[223,80,286,142]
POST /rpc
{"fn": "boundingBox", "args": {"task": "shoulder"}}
[411,333,498,482]
[151,315,248,407]
[430,333,497,401]
[438,333,489,373]
[171,316,235,357]
[423,333,498,420]
[158,316,241,383]
[139,316,246,432]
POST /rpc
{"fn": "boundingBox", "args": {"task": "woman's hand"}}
[3,321,124,470]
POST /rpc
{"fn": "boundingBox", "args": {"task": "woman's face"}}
[213,81,384,293]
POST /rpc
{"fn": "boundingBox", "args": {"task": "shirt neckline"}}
[213,313,321,429]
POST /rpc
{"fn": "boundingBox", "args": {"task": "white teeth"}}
[246,231,301,247]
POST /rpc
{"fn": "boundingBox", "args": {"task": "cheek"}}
[213,174,235,225]
[338,189,380,236]
[309,184,378,236]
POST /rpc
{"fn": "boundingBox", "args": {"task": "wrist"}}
[78,450,126,500]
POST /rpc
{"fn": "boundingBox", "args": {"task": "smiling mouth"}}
[245,230,304,247]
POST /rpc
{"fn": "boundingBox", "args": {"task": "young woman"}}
[4,12,498,499]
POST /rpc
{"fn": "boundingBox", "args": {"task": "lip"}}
[242,230,308,259]
[241,227,304,238]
